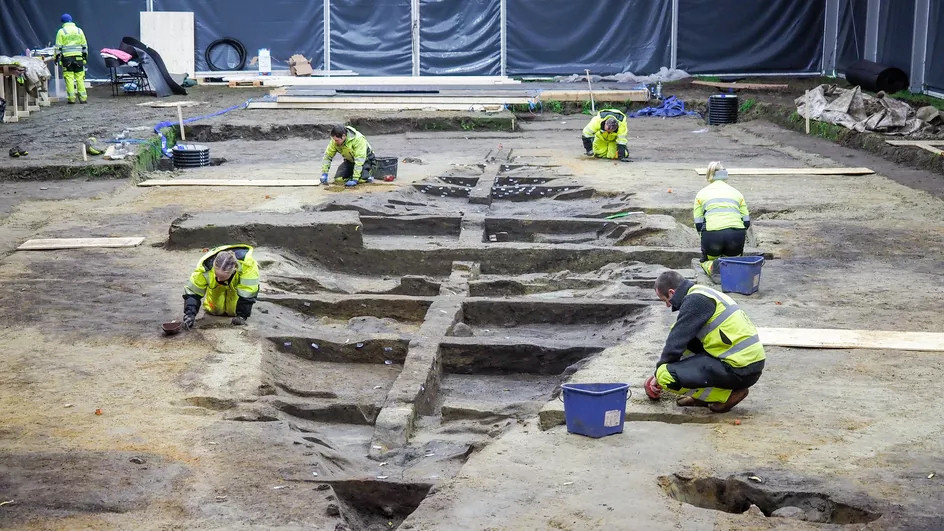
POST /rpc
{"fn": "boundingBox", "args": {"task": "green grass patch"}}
[787,111,845,141]
[889,90,944,111]
[696,75,722,82]
[544,99,563,113]
[738,98,757,113]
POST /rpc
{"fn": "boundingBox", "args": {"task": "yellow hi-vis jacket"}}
[56,22,87,58]
[582,109,628,146]
[321,126,371,177]
[184,244,260,316]
[680,285,766,368]
[693,180,750,231]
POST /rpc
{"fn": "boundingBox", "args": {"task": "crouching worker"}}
[581,109,630,161]
[644,271,765,413]
[182,244,259,328]
[694,161,750,279]
[320,124,376,187]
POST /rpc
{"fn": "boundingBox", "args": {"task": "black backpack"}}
[0,97,5,123]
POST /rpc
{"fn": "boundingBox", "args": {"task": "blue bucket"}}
[560,382,630,438]
[718,255,765,295]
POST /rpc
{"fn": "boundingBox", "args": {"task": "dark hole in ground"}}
[270,336,409,364]
[658,474,881,524]
[329,480,433,530]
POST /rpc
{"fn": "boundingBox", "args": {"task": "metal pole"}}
[500,0,507,77]
[864,0,881,61]
[910,0,930,93]
[411,0,420,76]
[823,0,840,75]
[324,0,331,73]
[670,0,678,70]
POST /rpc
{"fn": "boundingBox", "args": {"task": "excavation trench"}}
[659,473,882,524]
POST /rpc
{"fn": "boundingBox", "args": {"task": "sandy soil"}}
[0,80,943,529]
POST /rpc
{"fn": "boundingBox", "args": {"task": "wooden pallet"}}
[228,80,263,88]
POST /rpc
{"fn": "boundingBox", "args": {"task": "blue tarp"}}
[928,0,944,92]
[330,0,412,75]
[837,0,868,72]
[419,0,500,75]
[876,0,915,78]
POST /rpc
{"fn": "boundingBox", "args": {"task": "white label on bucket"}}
[753,274,760,288]
[603,409,621,427]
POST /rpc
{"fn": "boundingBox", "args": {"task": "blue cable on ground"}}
[153,99,253,157]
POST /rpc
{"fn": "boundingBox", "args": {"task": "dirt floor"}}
[0,80,943,529]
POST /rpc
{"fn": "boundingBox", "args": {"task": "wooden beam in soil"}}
[694,167,874,176]
[17,237,145,250]
[758,327,944,352]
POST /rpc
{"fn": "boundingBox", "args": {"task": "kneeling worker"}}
[694,161,751,278]
[581,109,630,161]
[183,244,259,328]
[644,271,765,413]
[320,124,375,187]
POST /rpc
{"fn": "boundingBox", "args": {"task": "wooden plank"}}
[137,100,203,108]
[139,179,324,187]
[694,167,874,176]
[226,75,521,87]
[692,80,789,90]
[757,327,944,352]
[17,237,145,250]
[247,101,507,111]
[884,140,944,146]
[539,89,650,102]
[140,12,195,77]
[275,96,532,104]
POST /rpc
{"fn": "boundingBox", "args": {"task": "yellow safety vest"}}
[184,244,260,316]
[321,126,372,176]
[693,181,750,231]
[56,23,87,58]
[582,109,628,145]
[683,285,765,368]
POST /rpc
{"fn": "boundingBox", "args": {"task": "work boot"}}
[676,396,710,407]
[79,99,88,104]
[67,99,76,104]
[709,388,749,413]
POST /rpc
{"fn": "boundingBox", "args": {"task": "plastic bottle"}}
[656,81,663,100]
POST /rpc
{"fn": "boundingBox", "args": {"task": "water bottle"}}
[656,81,663,100]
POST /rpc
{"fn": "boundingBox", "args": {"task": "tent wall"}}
[0,0,943,95]
[0,0,141,79]
[927,0,944,93]
[506,0,671,76]
[836,0,868,72]
[154,0,325,73]
[676,0,825,74]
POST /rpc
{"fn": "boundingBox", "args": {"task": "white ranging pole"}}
[585,69,595,113]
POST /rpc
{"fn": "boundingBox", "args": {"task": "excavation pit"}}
[659,473,881,524]
[268,336,409,364]
[328,479,433,531]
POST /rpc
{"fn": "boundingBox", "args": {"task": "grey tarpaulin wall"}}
[876,0,915,78]
[0,0,141,79]
[836,0,868,72]
[506,0,671,76]
[677,0,825,74]
[154,0,325,73]
[330,0,412,75]
[2,0,944,95]
[420,0,500,76]
[926,0,944,93]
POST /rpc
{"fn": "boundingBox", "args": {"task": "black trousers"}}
[665,353,762,392]
[700,228,746,261]
[334,149,375,181]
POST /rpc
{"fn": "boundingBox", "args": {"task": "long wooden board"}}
[692,80,789,90]
[694,167,874,175]
[139,179,324,187]
[17,237,145,250]
[884,140,944,145]
[539,89,650,102]
[758,327,944,352]
[247,101,507,111]
[276,96,532,105]
[225,75,521,87]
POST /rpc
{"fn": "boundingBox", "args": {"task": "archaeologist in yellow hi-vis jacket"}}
[182,245,260,328]
[581,109,630,161]
[693,161,751,278]
[55,14,88,104]
[644,270,765,413]
[320,124,376,187]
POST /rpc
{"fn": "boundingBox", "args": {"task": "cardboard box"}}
[289,54,313,77]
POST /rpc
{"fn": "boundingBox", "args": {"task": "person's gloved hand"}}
[320,173,329,184]
[345,179,358,187]
[231,316,246,326]
[182,314,195,329]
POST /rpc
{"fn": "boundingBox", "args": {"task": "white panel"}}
[140,11,195,77]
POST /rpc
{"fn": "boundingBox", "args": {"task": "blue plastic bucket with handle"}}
[718,255,765,295]
[560,382,630,438]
